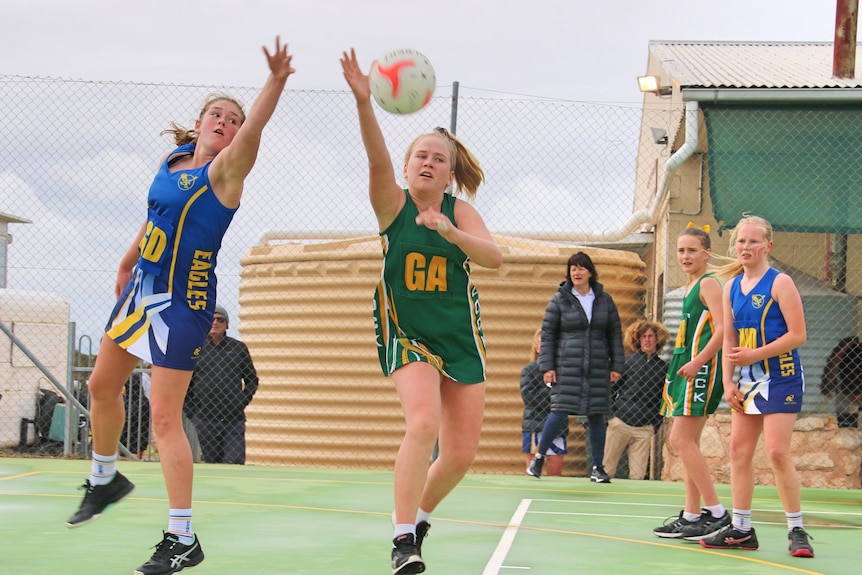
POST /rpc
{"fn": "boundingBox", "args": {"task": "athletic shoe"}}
[66,471,135,527]
[680,509,732,541]
[699,524,759,550]
[788,527,814,558]
[392,533,425,574]
[590,465,611,483]
[135,532,205,575]
[415,521,431,556]
[389,511,431,556]
[653,511,695,538]
[527,456,544,478]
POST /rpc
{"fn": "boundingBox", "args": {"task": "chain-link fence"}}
[1,75,859,485]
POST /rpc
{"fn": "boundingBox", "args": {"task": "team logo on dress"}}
[785,394,796,403]
[751,294,766,309]
[177,173,198,191]
[192,347,201,358]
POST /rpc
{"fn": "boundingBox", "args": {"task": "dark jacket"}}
[185,335,259,422]
[520,361,549,432]
[611,350,667,427]
[538,279,624,416]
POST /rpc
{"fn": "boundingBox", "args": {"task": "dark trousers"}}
[539,412,607,468]
[191,418,246,464]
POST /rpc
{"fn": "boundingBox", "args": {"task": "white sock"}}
[732,509,752,531]
[393,523,415,540]
[416,508,431,524]
[683,511,701,522]
[705,503,726,518]
[786,511,804,531]
[168,508,194,545]
[89,452,117,486]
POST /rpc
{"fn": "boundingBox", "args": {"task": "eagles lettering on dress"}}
[187,250,213,309]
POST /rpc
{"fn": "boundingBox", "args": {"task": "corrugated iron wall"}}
[238,236,646,474]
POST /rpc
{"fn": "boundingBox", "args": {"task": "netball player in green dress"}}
[654,225,729,541]
[341,48,502,575]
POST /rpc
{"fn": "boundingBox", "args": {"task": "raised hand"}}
[263,36,295,81]
[340,48,371,102]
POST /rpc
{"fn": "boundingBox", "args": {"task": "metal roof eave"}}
[682,87,862,104]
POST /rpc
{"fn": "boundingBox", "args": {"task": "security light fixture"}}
[650,127,668,145]
[637,75,672,96]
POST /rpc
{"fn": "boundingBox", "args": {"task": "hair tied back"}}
[686,221,711,233]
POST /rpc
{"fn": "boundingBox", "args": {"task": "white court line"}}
[482,498,532,575]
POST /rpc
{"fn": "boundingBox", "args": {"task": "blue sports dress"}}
[105,144,237,370]
[728,267,805,414]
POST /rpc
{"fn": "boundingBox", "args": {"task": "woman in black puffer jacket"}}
[527,252,624,482]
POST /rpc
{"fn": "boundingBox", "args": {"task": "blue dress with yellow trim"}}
[728,267,805,414]
[105,144,237,370]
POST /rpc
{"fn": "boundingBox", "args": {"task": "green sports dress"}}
[373,191,487,384]
[662,275,723,416]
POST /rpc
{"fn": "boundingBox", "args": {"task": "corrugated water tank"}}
[237,235,646,473]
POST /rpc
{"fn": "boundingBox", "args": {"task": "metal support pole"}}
[449,81,459,136]
[0,320,133,457]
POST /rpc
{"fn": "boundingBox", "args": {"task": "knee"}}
[440,446,476,473]
[149,409,182,438]
[87,378,124,403]
[668,431,690,454]
[404,413,439,446]
[728,440,754,465]
[764,444,792,468]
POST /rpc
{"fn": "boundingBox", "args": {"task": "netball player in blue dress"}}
[66,37,294,575]
[700,215,814,558]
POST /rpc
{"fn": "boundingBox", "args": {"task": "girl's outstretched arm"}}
[340,48,404,230]
[212,36,295,206]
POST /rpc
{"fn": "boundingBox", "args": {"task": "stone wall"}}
[661,412,862,490]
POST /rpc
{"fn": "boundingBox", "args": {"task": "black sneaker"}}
[681,509,732,541]
[699,524,759,550]
[788,527,814,558]
[653,511,695,538]
[392,533,425,574]
[527,456,544,478]
[415,521,431,556]
[590,465,611,483]
[66,471,135,527]
[135,532,205,575]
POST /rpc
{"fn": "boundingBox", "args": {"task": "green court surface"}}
[1,457,859,574]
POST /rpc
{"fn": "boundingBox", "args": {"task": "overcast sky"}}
[1,0,839,104]
[0,0,846,344]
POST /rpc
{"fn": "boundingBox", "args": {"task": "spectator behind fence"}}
[185,305,259,465]
[521,329,567,476]
[528,251,625,483]
[821,336,862,428]
[603,320,669,480]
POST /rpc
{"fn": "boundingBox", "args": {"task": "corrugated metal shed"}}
[649,41,862,89]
